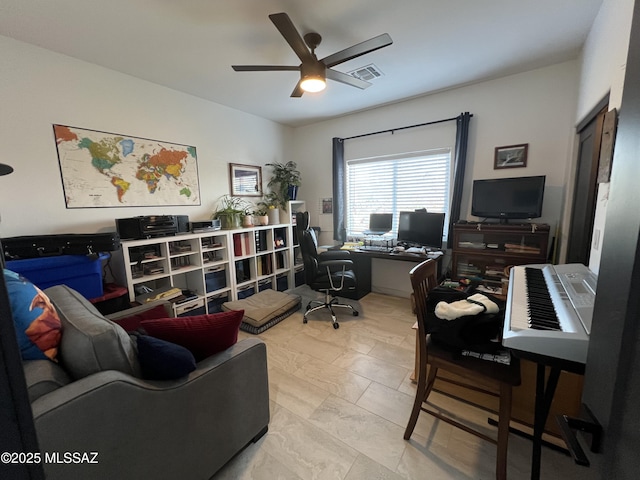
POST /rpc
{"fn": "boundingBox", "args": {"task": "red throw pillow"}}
[140,310,244,361]
[111,304,169,332]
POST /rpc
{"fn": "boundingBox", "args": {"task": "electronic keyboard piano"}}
[503,263,597,364]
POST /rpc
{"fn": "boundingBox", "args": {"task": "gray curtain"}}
[331,113,471,245]
[332,137,346,242]
[447,112,472,242]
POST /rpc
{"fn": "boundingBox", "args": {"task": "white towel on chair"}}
[434,293,499,321]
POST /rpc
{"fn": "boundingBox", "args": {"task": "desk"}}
[341,248,443,299]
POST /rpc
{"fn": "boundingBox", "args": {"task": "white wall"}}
[571,0,634,274]
[0,35,291,238]
[289,61,580,251]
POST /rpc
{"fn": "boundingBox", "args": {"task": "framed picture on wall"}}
[494,143,528,169]
[229,163,262,197]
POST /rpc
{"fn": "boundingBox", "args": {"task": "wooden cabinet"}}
[451,223,550,294]
[444,222,581,438]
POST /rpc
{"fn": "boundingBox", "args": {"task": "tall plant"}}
[265,161,301,210]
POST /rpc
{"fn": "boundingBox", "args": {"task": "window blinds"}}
[346,149,452,237]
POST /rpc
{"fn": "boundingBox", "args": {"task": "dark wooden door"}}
[565,104,607,265]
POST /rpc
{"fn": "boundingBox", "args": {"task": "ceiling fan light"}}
[300,75,326,93]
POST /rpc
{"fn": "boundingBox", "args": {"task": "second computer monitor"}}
[397,211,445,250]
[365,213,393,235]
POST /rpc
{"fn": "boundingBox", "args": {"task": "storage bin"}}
[276,273,288,292]
[175,298,205,317]
[6,254,108,300]
[205,265,227,293]
[295,267,305,287]
[237,285,255,299]
[258,279,272,292]
[207,293,229,314]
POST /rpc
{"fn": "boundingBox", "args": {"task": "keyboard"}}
[358,245,391,252]
[503,263,596,364]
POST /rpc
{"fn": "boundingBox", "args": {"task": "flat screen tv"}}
[397,211,445,249]
[471,175,545,222]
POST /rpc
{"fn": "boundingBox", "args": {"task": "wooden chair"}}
[404,259,521,480]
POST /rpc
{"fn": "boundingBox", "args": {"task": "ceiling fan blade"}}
[326,69,371,89]
[232,65,300,72]
[269,12,314,64]
[291,80,305,98]
[321,33,393,68]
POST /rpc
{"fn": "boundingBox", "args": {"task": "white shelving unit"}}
[118,222,300,316]
[288,200,306,288]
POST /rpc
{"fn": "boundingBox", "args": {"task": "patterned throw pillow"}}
[4,269,62,361]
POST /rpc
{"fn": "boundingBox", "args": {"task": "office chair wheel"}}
[303,317,308,324]
[353,311,359,316]
[333,322,340,329]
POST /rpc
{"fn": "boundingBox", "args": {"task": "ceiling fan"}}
[232,12,392,97]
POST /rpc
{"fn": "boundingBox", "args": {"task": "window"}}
[345,148,452,239]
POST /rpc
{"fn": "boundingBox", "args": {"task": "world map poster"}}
[53,125,201,208]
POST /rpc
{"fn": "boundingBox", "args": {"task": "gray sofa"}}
[23,285,270,480]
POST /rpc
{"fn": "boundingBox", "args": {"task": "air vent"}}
[347,63,384,82]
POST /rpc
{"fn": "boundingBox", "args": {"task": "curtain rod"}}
[340,113,472,141]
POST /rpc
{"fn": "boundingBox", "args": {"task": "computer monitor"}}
[397,211,445,249]
[364,213,393,235]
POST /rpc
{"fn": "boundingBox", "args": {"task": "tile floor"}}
[213,292,588,480]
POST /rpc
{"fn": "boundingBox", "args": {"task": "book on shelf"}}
[233,232,253,256]
[458,241,486,249]
[257,255,272,276]
[504,243,540,254]
[233,234,242,256]
[255,230,268,252]
[485,265,507,277]
[243,233,251,255]
[136,286,183,304]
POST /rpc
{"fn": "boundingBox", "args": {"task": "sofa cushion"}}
[4,269,62,361]
[222,289,301,333]
[135,334,197,380]
[22,359,71,402]
[44,285,141,380]
[140,310,244,361]
[110,304,169,332]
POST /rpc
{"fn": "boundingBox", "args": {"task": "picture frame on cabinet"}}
[494,144,528,169]
[229,163,262,197]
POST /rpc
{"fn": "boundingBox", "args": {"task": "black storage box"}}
[205,266,227,293]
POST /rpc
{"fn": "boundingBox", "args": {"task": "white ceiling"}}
[0,0,602,127]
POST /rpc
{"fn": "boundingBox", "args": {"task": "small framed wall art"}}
[229,163,262,197]
[494,143,528,169]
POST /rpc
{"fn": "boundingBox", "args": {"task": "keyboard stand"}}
[510,349,586,480]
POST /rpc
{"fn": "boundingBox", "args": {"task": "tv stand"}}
[451,223,550,295]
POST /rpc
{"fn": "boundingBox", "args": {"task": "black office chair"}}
[296,212,358,329]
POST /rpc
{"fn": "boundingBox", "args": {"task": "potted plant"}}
[212,195,249,229]
[252,204,270,226]
[265,161,301,210]
[242,207,254,227]
[257,192,281,225]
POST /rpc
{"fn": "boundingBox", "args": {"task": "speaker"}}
[115,216,178,240]
[176,215,190,233]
